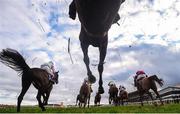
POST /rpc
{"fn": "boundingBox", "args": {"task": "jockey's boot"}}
[69,0,76,20]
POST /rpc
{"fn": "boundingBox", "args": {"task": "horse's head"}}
[54,71,59,84]
[75,0,125,37]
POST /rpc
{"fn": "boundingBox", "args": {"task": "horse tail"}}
[149,75,164,87]
[0,48,30,76]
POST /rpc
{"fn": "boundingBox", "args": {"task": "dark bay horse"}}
[108,85,118,105]
[94,92,101,106]
[134,75,164,106]
[0,48,59,112]
[73,0,125,94]
[78,82,92,107]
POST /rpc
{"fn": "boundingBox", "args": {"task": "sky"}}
[0,0,180,105]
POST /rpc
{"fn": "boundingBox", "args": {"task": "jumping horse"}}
[0,48,59,112]
[71,0,125,94]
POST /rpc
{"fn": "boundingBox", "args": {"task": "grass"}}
[0,103,180,113]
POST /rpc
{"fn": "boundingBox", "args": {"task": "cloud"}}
[0,0,180,105]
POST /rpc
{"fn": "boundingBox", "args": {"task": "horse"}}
[78,81,92,107]
[108,84,118,105]
[94,92,101,106]
[0,48,59,112]
[134,75,164,106]
[118,86,128,105]
[72,0,125,94]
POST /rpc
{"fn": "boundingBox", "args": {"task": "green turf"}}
[0,104,180,113]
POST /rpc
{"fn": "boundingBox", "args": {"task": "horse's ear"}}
[57,71,59,73]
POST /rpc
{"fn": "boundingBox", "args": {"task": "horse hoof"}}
[44,102,48,105]
[42,107,46,111]
[98,86,104,94]
[88,75,96,84]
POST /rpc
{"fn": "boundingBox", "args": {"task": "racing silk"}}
[119,85,126,91]
[136,74,146,81]
[41,62,54,76]
[135,70,146,82]
[108,81,116,86]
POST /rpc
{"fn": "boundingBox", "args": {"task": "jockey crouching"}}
[108,81,116,87]
[41,61,57,84]
[119,85,126,92]
[134,70,147,88]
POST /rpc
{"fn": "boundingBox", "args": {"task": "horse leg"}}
[81,42,96,83]
[84,97,87,108]
[17,80,31,112]
[147,91,154,105]
[139,93,144,106]
[109,96,111,104]
[42,93,47,105]
[36,91,45,111]
[98,40,107,94]
[44,87,52,105]
[153,89,163,105]
[87,95,90,108]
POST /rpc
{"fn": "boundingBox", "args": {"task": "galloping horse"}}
[0,48,59,112]
[118,86,128,105]
[94,92,101,106]
[78,81,92,107]
[134,75,164,106]
[73,0,125,94]
[108,84,118,105]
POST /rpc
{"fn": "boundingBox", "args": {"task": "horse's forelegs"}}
[98,42,107,94]
[36,91,45,111]
[81,43,96,83]
[87,95,90,108]
[139,93,144,106]
[154,90,163,105]
[17,81,31,112]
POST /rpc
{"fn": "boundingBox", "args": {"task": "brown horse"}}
[72,0,125,94]
[0,48,59,112]
[94,92,101,106]
[134,75,164,106]
[108,84,119,105]
[78,82,92,107]
[118,88,128,105]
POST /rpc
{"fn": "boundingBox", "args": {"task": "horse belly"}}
[142,78,151,90]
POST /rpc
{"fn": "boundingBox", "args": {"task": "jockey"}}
[119,85,126,91]
[83,77,93,92]
[134,70,148,87]
[83,77,89,84]
[68,0,125,24]
[41,61,56,83]
[108,81,116,87]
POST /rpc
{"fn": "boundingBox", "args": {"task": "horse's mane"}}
[0,48,30,76]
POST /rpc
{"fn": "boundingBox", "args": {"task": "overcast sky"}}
[0,0,180,105]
